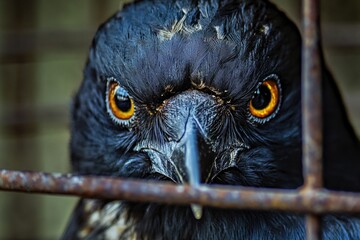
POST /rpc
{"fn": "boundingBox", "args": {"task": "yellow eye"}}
[107,81,135,122]
[249,79,280,119]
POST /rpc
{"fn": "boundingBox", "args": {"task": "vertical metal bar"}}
[303,0,323,190]
[306,215,322,240]
[302,0,323,239]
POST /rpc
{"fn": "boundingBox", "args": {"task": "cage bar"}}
[1,170,360,214]
[302,0,323,239]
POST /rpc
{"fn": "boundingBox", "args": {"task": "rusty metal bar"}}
[302,0,323,239]
[302,0,323,193]
[306,215,322,240]
[1,170,360,214]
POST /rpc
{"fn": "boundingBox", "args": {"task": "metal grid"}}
[1,0,360,239]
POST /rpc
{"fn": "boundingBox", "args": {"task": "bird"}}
[62,0,360,239]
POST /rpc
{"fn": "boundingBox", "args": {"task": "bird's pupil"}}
[252,85,271,110]
[115,93,131,112]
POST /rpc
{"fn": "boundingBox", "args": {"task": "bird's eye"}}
[106,79,135,124]
[249,75,281,122]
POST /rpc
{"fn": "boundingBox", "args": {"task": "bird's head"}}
[71,0,303,198]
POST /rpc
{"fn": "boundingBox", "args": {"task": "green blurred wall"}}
[0,0,359,239]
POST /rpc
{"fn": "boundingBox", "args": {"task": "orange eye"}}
[107,81,135,122]
[249,79,280,119]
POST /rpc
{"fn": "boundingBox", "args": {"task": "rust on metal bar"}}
[302,0,323,239]
[1,170,360,213]
[302,0,322,190]
[306,215,322,240]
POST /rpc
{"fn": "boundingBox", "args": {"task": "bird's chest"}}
[75,199,305,240]
[77,200,137,240]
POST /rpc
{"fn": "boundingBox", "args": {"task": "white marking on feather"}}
[260,24,270,35]
[84,199,98,212]
[158,10,202,41]
[214,25,225,40]
[103,202,137,240]
[77,200,137,239]
[100,202,120,225]
[182,7,188,14]
[88,210,100,225]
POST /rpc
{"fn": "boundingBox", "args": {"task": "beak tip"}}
[191,204,203,220]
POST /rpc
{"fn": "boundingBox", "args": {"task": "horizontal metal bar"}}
[1,170,360,214]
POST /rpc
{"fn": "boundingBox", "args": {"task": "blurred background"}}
[0,0,359,239]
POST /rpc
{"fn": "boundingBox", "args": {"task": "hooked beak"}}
[136,90,235,220]
[173,115,217,220]
[184,118,203,220]
[139,117,209,219]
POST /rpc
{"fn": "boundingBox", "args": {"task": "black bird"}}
[63,0,360,239]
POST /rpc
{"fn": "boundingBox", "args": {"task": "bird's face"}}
[71,0,304,193]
